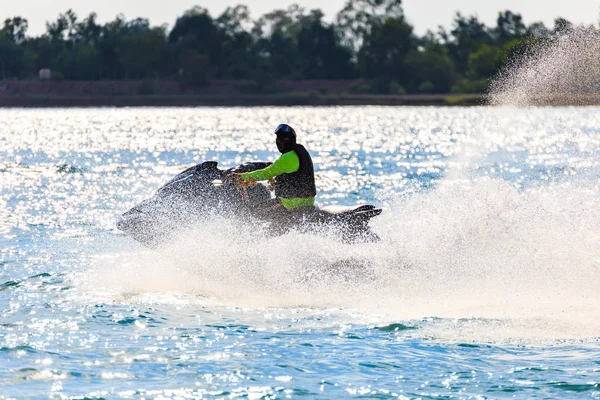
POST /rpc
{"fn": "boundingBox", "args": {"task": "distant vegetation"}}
[0,0,583,94]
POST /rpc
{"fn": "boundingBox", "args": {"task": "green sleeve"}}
[241,151,300,182]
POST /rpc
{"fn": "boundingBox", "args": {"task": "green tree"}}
[3,17,29,43]
[178,49,212,84]
[73,13,101,44]
[336,0,404,52]
[0,2,589,95]
[494,11,526,43]
[466,43,503,79]
[296,10,355,79]
[56,43,101,79]
[169,7,225,79]
[216,5,260,79]
[119,26,167,79]
[441,13,493,75]
[253,5,307,79]
[0,17,34,79]
[527,22,549,38]
[357,15,415,89]
[217,5,252,36]
[255,30,299,78]
[95,16,133,79]
[253,4,305,38]
[0,36,24,79]
[406,37,457,93]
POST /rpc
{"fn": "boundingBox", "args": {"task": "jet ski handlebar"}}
[227,172,275,191]
[227,174,276,204]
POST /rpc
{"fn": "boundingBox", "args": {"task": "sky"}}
[2,0,599,36]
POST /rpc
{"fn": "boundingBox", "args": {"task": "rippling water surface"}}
[1,106,600,398]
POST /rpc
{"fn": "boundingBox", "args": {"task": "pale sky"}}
[2,0,599,36]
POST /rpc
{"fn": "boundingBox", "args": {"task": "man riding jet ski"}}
[116,124,382,247]
[234,124,316,214]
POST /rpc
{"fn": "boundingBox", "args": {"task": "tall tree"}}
[217,5,258,79]
[406,35,457,93]
[119,25,167,79]
[169,7,224,79]
[494,11,526,43]
[296,10,355,79]
[253,5,306,79]
[0,17,34,79]
[253,4,306,38]
[73,13,101,44]
[217,5,252,36]
[336,0,404,52]
[441,13,494,75]
[2,17,29,43]
[357,15,415,85]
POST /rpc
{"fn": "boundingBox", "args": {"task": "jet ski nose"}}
[116,215,131,231]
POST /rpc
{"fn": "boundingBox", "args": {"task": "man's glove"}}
[232,173,257,188]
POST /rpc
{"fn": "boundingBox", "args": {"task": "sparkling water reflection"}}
[0,107,599,398]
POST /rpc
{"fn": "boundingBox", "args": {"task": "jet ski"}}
[116,161,382,247]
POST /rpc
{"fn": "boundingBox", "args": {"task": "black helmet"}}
[274,124,296,153]
[274,124,296,138]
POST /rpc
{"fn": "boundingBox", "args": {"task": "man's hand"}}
[229,173,243,186]
[231,173,257,188]
[244,177,257,187]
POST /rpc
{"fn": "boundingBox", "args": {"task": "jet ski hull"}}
[117,161,382,247]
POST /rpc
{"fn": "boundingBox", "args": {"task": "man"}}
[238,124,316,211]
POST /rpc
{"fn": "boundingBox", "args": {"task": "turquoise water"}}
[1,107,600,398]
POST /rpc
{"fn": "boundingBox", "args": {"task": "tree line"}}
[0,0,582,94]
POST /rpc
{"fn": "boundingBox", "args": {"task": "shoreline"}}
[0,93,485,107]
[0,80,484,107]
[2,80,600,107]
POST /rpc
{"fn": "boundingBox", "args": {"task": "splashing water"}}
[490,27,600,106]
[83,177,600,342]
[77,31,600,344]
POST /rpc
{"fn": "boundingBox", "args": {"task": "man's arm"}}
[241,151,299,182]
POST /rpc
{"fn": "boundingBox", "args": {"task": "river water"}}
[1,107,599,398]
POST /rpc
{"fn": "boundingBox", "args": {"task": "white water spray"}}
[491,28,600,107]
[82,177,600,342]
[80,31,600,343]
